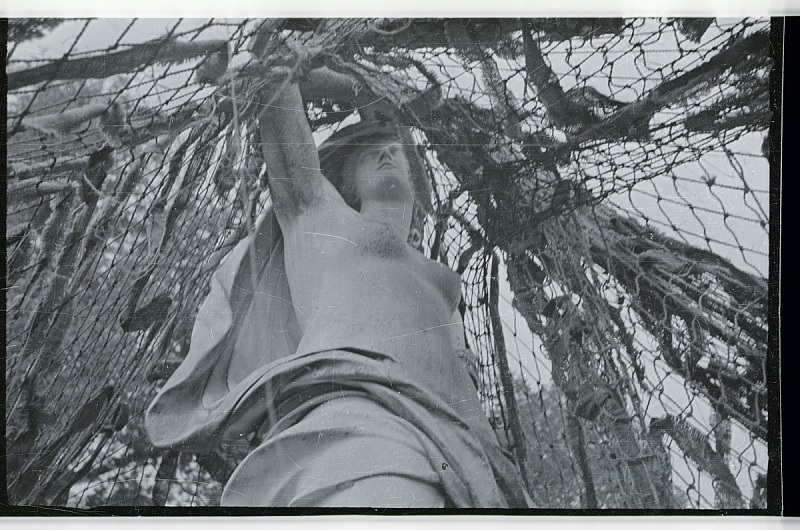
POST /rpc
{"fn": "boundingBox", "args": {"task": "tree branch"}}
[8,38,228,91]
[519,25,768,146]
[566,413,598,508]
[489,251,530,489]
[274,18,626,54]
[520,19,573,129]
[8,178,76,203]
[565,30,769,146]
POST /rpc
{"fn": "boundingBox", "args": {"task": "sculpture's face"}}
[343,137,414,207]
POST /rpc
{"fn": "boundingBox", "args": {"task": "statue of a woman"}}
[146,66,530,508]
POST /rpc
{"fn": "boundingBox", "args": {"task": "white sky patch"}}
[8,17,773,509]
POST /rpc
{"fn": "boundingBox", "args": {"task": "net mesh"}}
[5,17,772,509]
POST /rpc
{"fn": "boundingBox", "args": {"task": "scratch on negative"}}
[302,231,358,246]
[384,322,462,340]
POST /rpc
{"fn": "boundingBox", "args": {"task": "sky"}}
[1,0,797,16]
[7,17,773,507]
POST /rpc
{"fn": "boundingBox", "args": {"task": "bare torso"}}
[277,186,482,416]
[245,84,484,419]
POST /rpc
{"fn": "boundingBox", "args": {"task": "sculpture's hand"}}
[252,34,321,88]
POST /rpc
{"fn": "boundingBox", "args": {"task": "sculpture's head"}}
[319,121,433,247]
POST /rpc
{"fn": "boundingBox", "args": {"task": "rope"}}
[6,17,772,509]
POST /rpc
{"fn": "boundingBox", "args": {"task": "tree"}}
[6,17,772,508]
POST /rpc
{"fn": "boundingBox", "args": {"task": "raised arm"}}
[257,81,337,220]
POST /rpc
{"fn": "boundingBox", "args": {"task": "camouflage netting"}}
[6,18,773,509]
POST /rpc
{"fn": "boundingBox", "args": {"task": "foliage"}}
[5,17,772,509]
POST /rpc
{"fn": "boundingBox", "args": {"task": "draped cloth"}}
[145,209,531,508]
[217,348,529,507]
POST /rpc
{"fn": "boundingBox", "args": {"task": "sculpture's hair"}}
[318,122,432,250]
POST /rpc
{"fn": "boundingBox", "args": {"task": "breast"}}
[353,217,462,314]
[418,254,462,314]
